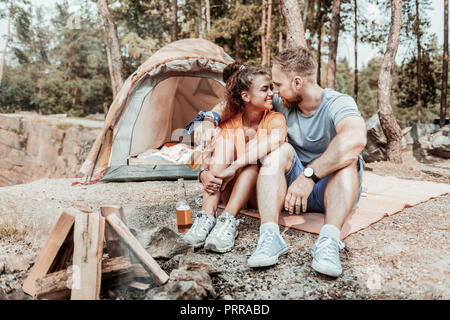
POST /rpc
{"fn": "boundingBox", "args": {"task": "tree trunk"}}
[316,0,322,85]
[97,0,125,99]
[266,0,273,66]
[440,0,448,127]
[415,0,423,123]
[261,0,267,66]
[377,0,403,163]
[326,0,341,89]
[317,25,322,85]
[278,31,284,52]
[279,0,308,48]
[303,0,310,27]
[0,9,12,86]
[233,0,241,60]
[198,0,204,38]
[354,0,358,102]
[205,0,211,33]
[171,0,178,42]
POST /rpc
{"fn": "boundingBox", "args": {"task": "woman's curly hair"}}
[223,61,269,114]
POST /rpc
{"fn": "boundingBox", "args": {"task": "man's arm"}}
[194,100,233,147]
[284,116,366,215]
[210,100,234,122]
[307,116,367,178]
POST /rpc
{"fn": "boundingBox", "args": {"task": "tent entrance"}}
[103,75,226,182]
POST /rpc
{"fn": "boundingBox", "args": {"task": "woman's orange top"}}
[218,110,287,158]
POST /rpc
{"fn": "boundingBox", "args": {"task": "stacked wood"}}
[35,256,136,300]
[23,205,168,300]
[22,210,77,296]
[70,211,105,300]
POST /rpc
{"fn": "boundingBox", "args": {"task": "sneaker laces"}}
[189,212,211,236]
[312,235,344,263]
[209,215,238,240]
[255,229,275,255]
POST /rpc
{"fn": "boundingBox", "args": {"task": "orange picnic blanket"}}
[224,172,450,239]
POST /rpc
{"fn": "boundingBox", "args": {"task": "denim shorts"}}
[285,149,363,213]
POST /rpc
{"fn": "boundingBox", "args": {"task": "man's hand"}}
[284,174,315,215]
[194,120,217,150]
[200,169,223,195]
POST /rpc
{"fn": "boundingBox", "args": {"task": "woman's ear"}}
[241,91,250,103]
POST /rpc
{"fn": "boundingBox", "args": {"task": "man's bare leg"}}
[257,143,295,224]
[247,143,294,267]
[311,159,360,277]
[323,159,360,229]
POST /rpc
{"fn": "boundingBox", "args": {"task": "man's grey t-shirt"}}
[272,88,362,163]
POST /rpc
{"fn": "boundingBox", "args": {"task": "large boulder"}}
[136,226,194,259]
[0,113,101,187]
[362,114,387,162]
[145,253,218,300]
[362,114,442,162]
[428,127,450,159]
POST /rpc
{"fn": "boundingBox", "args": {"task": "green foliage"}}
[0,0,112,115]
[394,36,444,123]
[0,0,445,126]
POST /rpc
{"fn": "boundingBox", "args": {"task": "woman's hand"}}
[216,165,239,191]
[200,169,223,195]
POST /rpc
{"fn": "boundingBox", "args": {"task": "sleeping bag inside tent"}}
[80,38,232,182]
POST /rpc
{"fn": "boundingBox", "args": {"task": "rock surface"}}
[3,254,30,273]
[428,127,450,159]
[137,226,194,259]
[0,113,101,187]
[362,114,444,162]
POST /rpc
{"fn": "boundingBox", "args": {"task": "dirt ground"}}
[0,148,448,300]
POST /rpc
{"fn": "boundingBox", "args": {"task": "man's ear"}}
[293,76,303,90]
[241,91,250,103]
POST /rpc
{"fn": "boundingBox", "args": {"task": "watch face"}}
[304,167,313,177]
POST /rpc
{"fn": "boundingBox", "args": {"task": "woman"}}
[182,62,287,253]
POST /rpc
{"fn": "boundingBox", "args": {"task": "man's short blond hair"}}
[272,47,317,79]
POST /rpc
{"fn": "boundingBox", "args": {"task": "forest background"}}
[0,0,448,125]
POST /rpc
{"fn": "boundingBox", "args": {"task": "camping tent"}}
[80,38,232,183]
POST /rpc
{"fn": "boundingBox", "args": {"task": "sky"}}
[0,0,448,70]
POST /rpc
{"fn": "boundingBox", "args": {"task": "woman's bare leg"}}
[202,138,235,217]
[222,164,259,217]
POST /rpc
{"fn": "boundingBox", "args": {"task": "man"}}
[196,47,367,277]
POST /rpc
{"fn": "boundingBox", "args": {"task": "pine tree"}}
[440,0,448,127]
[377,0,403,163]
[97,0,125,99]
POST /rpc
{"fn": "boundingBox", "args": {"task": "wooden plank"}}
[96,216,105,299]
[70,211,104,300]
[132,264,150,278]
[48,227,74,272]
[100,206,128,258]
[35,256,134,300]
[22,210,76,296]
[104,213,169,285]
[128,281,150,291]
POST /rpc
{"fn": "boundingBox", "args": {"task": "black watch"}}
[303,167,320,183]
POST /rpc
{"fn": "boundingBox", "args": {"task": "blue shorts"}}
[285,150,364,213]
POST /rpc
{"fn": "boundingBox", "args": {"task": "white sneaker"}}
[181,210,215,248]
[204,212,239,253]
[311,235,345,277]
[248,226,288,267]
